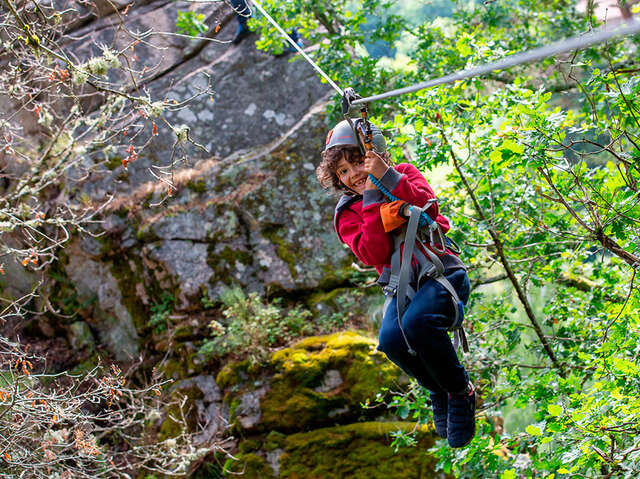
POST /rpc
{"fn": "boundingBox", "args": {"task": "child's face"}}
[336,154,367,195]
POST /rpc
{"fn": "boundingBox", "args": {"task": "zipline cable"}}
[251,0,344,97]
[252,3,640,200]
[351,19,640,105]
[250,0,639,106]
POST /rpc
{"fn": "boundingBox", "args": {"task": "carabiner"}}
[430,222,448,255]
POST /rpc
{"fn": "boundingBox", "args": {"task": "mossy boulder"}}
[224,452,277,479]
[279,422,439,479]
[220,332,406,433]
[222,422,439,479]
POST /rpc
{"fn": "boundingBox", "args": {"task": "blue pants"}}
[378,268,471,394]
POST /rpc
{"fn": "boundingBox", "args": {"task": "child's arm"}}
[336,191,392,267]
[376,163,450,232]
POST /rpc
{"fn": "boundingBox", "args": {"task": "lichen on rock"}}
[219,332,405,434]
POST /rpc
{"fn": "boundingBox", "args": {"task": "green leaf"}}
[176,10,209,36]
[547,404,563,417]
[501,469,517,479]
[489,148,503,165]
[526,425,542,436]
[501,139,524,155]
[612,357,639,374]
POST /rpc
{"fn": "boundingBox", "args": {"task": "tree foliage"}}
[252,0,640,476]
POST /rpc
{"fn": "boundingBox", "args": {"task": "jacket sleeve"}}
[336,190,392,267]
[377,163,450,233]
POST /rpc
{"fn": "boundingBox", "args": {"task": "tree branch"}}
[440,126,566,375]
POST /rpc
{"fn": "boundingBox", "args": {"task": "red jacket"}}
[334,163,451,274]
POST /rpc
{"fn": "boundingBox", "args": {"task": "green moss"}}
[160,351,201,381]
[261,332,400,432]
[173,322,195,341]
[105,155,123,170]
[224,453,275,479]
[219,333,404,434]
[158,386,204,441]
[263,430,286,451]
[238,439,262,453]
[279,422,438,479]
[228,398,241,422]
[136,223,159,242]
[47,256,93,322]
[345,349,400,405]
[160,359,182,382]
[108,251,148,331]
[216,360,250,390]
[206,244,252,284]
[187,179,207,193]
[192,458,225,479]
[307,288,343,309]
[259,383,344,432]
[158,403,184,440]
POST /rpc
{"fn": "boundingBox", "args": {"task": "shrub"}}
[199,287,312,365]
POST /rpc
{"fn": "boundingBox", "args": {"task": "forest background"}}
[1,0,640,477]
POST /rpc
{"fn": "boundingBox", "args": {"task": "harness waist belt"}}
[376,252,465,289]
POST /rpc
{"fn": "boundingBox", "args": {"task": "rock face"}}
[54,99,354,361]
[2,0,358,361]
[66,2,351,320]
[64,240,140,361]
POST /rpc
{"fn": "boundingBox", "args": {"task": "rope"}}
[351,19,640,105]
[251,0,344,97]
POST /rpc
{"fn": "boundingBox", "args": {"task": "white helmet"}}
[324,119,387,154]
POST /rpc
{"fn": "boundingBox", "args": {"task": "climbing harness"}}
[384,205,469,355]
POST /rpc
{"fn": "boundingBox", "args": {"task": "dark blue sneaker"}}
[232,24,252,45]
[429,391,448,438]
[447,383,476,448]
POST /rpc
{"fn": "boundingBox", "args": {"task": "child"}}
[316,119,476,448]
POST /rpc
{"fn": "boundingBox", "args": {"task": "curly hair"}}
[316,146,392,193]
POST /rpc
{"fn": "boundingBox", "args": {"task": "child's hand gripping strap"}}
[379,200,408,232]
[368,174,448,255]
